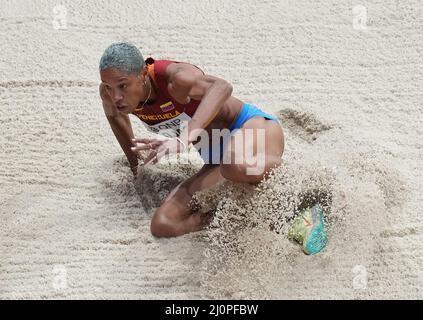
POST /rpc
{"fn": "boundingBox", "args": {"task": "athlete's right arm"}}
[100,84,139,176]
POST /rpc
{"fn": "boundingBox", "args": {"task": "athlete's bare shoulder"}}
[165,61,204,84]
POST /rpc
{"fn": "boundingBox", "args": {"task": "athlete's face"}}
[100,68,148,114]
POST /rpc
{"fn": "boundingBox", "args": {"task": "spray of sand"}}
[186,151,408,299]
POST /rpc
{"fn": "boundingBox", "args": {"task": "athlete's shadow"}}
[99,156,199,215]
[133,163,201,214]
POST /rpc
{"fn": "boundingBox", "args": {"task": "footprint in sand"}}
[277,108,333,143]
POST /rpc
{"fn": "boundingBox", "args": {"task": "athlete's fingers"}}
[157,144,171,156]
[145,144,173,165]
[144,155,158,166]
[143,150,158,166]
[145,148,166,165]
[131,144,154,152]
[132,138,162,144]
[147,155,159,166]
[131,140,162,151]
[150,140,164,148]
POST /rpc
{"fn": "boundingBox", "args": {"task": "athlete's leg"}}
[220,117,284,184]
[150,164,225,237]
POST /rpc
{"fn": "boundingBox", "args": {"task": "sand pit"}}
[1,0,422,299]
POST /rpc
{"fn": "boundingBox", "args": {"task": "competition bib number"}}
[143,112,191,138]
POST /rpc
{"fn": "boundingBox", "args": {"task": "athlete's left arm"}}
[168,71,233,145]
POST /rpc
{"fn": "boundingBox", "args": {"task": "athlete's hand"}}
[131,138,166,163]
[131,138,167,166]
[131,137,186,166]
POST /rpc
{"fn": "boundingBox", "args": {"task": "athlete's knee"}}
[264,156,282,173]
[220,163,262,184]
[150,210,178,238]
[244,158,281,183]
[220,156,281,184]
[220,163,242,181]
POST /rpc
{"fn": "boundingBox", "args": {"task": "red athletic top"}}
[131,57,205,137]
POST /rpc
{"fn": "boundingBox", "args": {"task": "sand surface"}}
[1,0,422,299]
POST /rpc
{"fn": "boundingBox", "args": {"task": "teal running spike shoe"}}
[288,204,328,255]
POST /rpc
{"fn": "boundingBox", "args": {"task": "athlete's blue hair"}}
[99,42,145,75]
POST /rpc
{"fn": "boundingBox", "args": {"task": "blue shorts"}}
[198,103,279,164]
